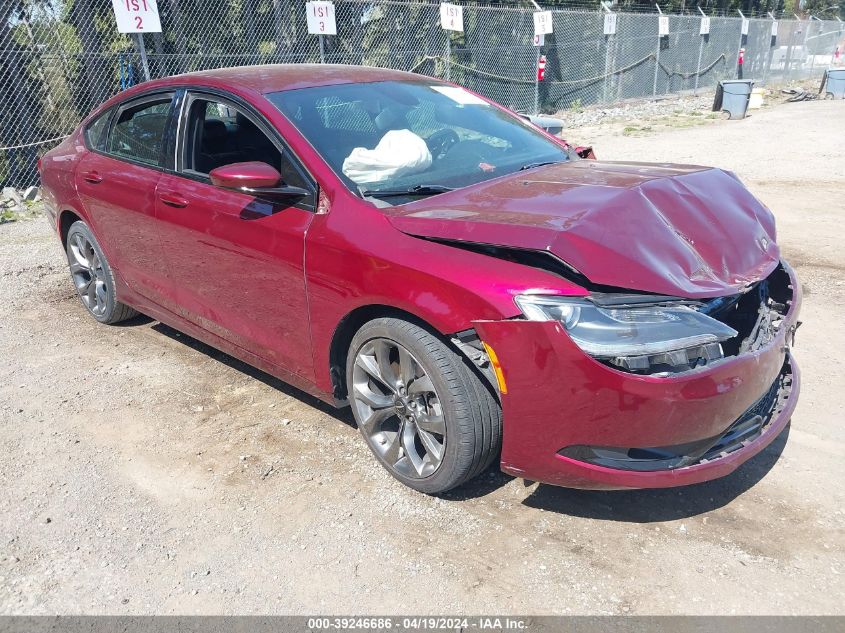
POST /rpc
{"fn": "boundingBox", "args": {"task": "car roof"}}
[152,64,431,95]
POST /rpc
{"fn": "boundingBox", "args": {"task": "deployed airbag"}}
[342,129,432,185]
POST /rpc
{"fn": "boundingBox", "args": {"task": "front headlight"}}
[514,295,738,372]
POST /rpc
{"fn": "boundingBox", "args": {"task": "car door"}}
[153,90,317,380]
[75,92,174,305]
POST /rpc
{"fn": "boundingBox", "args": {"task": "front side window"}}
[182,95,308,191]
[106,97,172,166]
[267,81,573,203]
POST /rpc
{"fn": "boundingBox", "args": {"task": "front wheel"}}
[65,220,138,324]
[346,318,501,494]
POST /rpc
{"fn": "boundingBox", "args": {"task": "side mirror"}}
[209,161,309,199]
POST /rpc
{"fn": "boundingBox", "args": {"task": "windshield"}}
[267,81,572,204]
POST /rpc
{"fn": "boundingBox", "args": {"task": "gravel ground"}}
[550,81,818,129]
[1,98,843,615]
[553,92,716,128]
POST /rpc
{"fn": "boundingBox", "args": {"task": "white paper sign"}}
[111,0,161,33]
[306,1,336,35]
[533,33,545,46]
[431,85,488,106]
[771,20,779,37]
[533,11,553,36]
[440,3,463,32]
[699,17,710,35]
[603,13,617,36]
[658,15,669,36]
[741,18,749,35]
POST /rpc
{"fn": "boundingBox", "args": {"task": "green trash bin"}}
[713,80,755,119]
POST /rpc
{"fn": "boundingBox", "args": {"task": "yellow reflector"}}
[482,341,508,395]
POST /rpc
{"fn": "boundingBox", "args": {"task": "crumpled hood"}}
[385,160,780,298]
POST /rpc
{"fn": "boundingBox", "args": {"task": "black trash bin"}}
[713,80,755,119]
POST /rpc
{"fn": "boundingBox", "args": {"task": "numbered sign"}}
[533,11,553,36]
[440,3,463,32]
[771,20,779,37]
[741,18,750,35]
[533,33,545,46]
[658,15,669,36]
[306,1,336,35]
[111,0,161,33]
[699,16,710,35]
[603,13,617,36]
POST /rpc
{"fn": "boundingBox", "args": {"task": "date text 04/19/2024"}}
[307,617,528,630]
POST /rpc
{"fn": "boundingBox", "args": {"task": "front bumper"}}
[473,264,802,491]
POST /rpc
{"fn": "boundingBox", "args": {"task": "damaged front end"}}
[512,260,799,378]
[469,259,802,489]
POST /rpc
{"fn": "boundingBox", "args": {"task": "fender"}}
[304,192,585,395]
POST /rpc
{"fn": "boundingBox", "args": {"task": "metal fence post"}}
[133,33,151,82]
[534,46,540,114]
[784,15,798,80]
[799,15,810,78]
[319,34,325,63]
[736,10,746,81]
[445,35,451,82]
[653,6,663,97]
[808,16,820,75]
[653,41,660,97]
[603,32,612,103]
[614,20,623,101]
[763,13,776,86]
[600,4,613,104]
[693,9,705,95]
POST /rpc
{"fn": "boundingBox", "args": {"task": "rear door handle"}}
[158,192,189,209]
[82,170,102,184]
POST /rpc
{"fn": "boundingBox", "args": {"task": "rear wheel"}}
[65,220,138,324]
[346,318,501,494]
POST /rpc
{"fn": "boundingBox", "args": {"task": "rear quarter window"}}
[105,98,173,167]
[84,110,112,151]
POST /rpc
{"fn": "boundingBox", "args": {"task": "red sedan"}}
[39,65,801,494]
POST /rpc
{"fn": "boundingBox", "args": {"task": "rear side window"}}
[106,98,172,167]
[84,110,112,151]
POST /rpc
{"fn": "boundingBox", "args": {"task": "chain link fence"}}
[2,0,844,188]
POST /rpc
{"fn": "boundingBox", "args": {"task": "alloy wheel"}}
[68,232,108,318]
[351,338,446,479]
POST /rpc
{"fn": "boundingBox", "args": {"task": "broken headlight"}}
[514,295,738,373]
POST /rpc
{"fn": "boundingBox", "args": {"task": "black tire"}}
[65,220,138,325]
[346,317,502,494]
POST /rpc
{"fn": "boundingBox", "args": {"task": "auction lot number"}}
[308,617,527,630]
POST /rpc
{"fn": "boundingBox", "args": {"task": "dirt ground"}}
[1,98,843,616]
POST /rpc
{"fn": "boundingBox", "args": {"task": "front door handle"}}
[82,170,102,184]
[159,192,189,208]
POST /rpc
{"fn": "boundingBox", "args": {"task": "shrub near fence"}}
[1,0,843,188]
